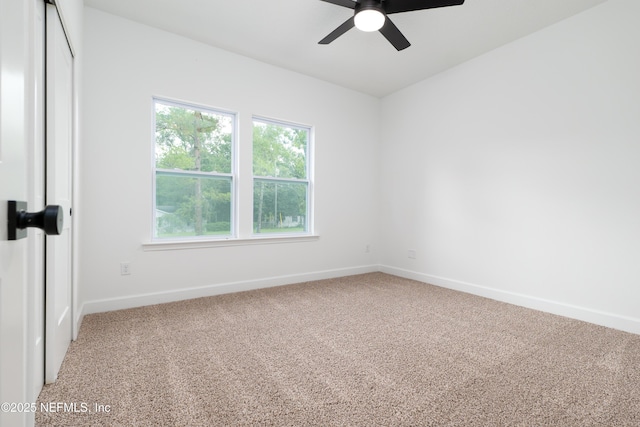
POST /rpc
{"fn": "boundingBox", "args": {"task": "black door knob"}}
[7,201,64,240]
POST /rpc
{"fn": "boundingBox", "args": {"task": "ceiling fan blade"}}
[319,0,357,10]
[319,17,355,44]
[384,0,464,15]
[378,17,410,51]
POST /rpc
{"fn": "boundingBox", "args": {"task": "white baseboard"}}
[73,311,83,341]
[78,264,640,336]
[380,265,640,335]
[79,265,379,318]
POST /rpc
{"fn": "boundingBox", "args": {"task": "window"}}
[153,99,235,239]
[253,118,311,235]
[150,99,314,245]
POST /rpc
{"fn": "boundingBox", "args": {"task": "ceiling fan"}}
[319,0,465,51]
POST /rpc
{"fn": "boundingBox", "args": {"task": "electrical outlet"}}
[120,262,131,275]
[408,250,416,259]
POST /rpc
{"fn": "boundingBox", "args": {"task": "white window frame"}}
[151,97,238,241]
[252,116,314,237]
[143,101,318,250]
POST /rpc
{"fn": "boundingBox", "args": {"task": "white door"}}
[30,0,46,399]
[45,2,74,384]
[1,0,36,425]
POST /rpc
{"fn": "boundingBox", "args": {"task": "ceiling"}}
[83,0,608,98]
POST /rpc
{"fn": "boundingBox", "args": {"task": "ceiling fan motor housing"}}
[355,0,385,15]
[354,0,386,32]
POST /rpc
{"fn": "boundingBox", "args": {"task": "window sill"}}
[142,234,320,251]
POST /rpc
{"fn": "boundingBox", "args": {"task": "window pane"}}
[253,180,307,234]
[156,174,232,238]
[155,101,233,174]
[253,121,307,179]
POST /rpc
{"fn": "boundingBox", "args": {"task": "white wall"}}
[79,9,380,313]
[379,0,640,333]
[82,1,640,334]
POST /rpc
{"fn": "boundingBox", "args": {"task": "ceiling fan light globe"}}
[354,9,385,32]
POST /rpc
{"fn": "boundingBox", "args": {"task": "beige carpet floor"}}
[36,273,640,426]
